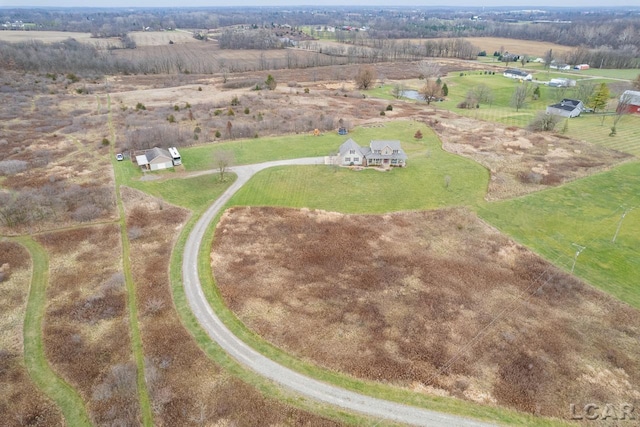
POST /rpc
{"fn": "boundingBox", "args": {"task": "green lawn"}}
[477,161,640,309]
[229,139,488,213]
[179,120,433,171]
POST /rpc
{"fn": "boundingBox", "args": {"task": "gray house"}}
[546,99,585,118]
[337,139,407,168]
[136,147,174,171]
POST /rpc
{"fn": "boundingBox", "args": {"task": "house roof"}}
[621,90,640,106]
[369,140,408,160]
[146,147,172,163]
[338,138,365,157]
[370,140,403,151]
[504,69,530,77]
[548,99,583,112]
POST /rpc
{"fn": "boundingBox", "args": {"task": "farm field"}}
[2,23,640,426]
[0,30,118,46]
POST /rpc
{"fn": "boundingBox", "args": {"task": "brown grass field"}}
[0,241,64,426]
[452,37,574,58]
[419,110,631,200]
[36,225,139,426]
[123,188,341,426]
[212,206,640,420]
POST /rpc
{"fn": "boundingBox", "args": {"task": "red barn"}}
[617,90,640,114]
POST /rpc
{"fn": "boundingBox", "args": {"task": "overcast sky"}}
[4,1,638,8]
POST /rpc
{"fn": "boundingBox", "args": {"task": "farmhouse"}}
[617,90,640,115]
[135,147,175,171]
[546,99,586,118]
[503,69,532,81]
[338,139,407,168]
[548,78,576,87]
[549,62,571,71]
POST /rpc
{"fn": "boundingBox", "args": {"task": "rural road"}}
[182,157,496,427]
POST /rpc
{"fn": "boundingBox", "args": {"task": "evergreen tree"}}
[589,83,610,112]
[441,83,449,97]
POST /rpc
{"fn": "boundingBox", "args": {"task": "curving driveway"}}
[182,157,496,427]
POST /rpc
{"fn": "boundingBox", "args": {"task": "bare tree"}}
[354,66,376,90]
[417,60,441,80]
[213,150,234,182]
[527,112,561,132]
[419,80,443,105]
[611,91,633,136]
[543,49,554,70]
[471,84,494,106]
[510,84,530,112]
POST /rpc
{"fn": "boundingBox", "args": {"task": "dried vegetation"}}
[419,111,632,200]
[212,206,640,419]
[36,225,138,426]
[0,241,64,427]
[123,188,340,426]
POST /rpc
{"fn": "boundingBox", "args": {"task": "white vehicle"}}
[116,153,124,161]
[168,147,181,166]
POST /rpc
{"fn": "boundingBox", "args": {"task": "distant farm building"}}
[574,64,590,70]
[549,62,571,71]
[548,78,576,87]
[546,99,586,118]
[617,90,640,115]
[503,69,532,81]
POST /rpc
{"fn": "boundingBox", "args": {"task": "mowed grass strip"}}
[16,237,92,427]
[478,161,640,309]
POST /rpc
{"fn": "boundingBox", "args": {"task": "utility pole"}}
[612,207,635,243]
[571,243,586,273]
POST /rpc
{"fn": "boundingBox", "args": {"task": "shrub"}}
[213,109,223,116]
[231,96,240,106]
[167,114,176,123]
[185,102,191,109]
[101,137,110,146]
[66,73,80,83]
[244,107,250,114]
[380,110,386,116]
[194,126,201,134]
[386,104,393,111]
[215,130,221,138]
[304,87,310,94]
[287,81,298,87]
[527,112,561,132]
[198,86,202,91]
[135,102,146,111]
[174,105,180,111]
[265,74,277,90]
[227,108,235,116]
[414,130,423,140]
[0,160,28,176]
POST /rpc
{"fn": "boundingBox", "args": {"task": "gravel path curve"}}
[182,157,496,427]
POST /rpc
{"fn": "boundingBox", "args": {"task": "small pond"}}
[401,90,421,100]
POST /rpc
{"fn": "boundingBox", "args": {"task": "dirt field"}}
[212,206,640,420]
[123,188,341,426]
[0,241,64,426]
[453,37,574,58]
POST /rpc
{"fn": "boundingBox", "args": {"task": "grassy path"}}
[16,236,93,427]
[107,93,154,427]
